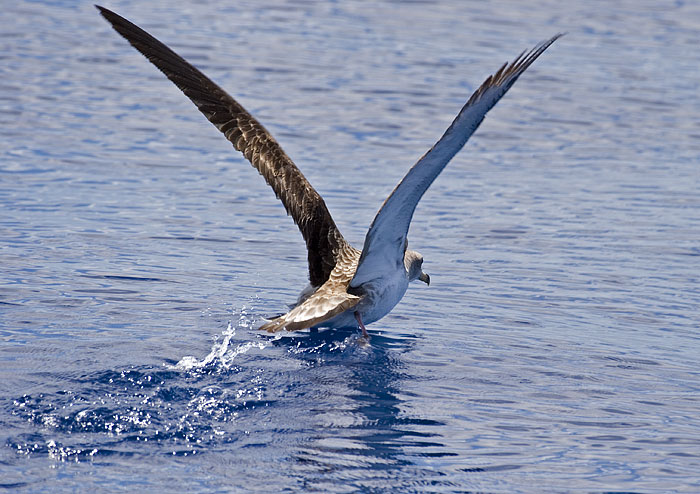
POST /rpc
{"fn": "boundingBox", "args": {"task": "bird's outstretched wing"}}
[351,35,562,288]
[97,6,348,288]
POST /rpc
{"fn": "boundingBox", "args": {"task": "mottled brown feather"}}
[259,244,361,332]
[97,6,347,287]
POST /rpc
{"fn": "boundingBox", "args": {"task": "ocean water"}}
[1,0,699,492]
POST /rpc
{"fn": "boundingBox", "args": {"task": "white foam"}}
[170,311,272,371]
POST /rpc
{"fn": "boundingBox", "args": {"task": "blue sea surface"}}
[1,0,699,492]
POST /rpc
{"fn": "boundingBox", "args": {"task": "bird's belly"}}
[319,273,409,329]
[360,277,409,324]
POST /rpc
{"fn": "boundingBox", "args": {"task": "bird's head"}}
[405,249,430,286]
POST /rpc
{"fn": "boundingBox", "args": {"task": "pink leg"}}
[354,312,369,339]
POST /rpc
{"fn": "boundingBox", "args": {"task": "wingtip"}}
[95,5,121,23]
[95,5,115,23]
[534,33,564,52]
[546,32,566,46]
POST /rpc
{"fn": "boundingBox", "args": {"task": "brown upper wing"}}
[98,6,348,287]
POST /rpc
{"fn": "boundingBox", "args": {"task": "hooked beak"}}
[419,272,430,286]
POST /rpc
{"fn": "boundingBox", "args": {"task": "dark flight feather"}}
[97,5,348,288]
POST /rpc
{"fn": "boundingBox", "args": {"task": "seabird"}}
[97,6,561,337]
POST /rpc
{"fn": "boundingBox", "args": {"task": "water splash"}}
[171,310,274,372]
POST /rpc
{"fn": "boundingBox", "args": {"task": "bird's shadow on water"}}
[4,319,447,480]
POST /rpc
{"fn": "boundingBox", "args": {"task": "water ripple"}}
[2,0,700,492]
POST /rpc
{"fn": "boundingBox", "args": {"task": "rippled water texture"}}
[2,0,699,492]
